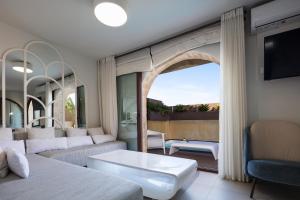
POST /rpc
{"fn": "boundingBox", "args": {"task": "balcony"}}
[147,102,219,172]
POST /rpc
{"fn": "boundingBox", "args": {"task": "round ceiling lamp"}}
[94,0,127,27]
[12,61,33,74]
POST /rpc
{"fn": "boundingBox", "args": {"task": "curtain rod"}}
[116,20,221,58]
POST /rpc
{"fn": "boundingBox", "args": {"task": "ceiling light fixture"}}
[94,0,127,27]
[12,61,33,74]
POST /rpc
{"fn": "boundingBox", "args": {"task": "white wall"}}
[245,20,300,124]
[0,21,99,127]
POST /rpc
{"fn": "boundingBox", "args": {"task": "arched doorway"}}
[141,50,219,151]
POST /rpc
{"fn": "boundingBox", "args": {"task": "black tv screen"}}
[264,27,300,80]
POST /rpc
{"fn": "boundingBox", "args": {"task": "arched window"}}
[0,98,23,128]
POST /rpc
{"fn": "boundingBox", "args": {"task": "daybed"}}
[0,153,143,200]
[0,128,143,200]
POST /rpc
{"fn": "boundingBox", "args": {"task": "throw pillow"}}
[87,127,105,136]
[92,135,115,144]
[28,127,55,139]
[6,148,29,178]
[66,128,87,137]
[0,147,8,178]
[0,128,13,140]
[26,137,68,154]
[67,136,93,148]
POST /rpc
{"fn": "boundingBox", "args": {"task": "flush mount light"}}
[12,61,33,74]
[94,0,127,27]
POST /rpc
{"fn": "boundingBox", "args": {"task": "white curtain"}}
[219,7,247,182]
[97,56,118,138]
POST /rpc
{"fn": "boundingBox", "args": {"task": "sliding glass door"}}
[117,73,142,151]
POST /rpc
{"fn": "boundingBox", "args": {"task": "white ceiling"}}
[0,0,264,59]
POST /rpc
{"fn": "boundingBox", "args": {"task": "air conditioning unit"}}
[251,0,300,33]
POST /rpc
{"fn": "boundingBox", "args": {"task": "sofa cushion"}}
[67,136,93,148]
[87,127,104,136]
[13,128,66,140]
[28,127,55,139]
[0,128,13,140]
[55,128,66,137]
[92,134,115,144]
[13,130,28,140]
[66,128,87,137]
[0,154,143,200]
[0,140,26,155]
[250,121,300,162]
[247,160,300,186]
[26,138,68,154]
[38,141,126,166]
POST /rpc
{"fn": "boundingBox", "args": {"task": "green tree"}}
[65,97,75,114]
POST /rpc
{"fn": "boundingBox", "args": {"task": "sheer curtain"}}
[97,56,118,138]
[219,7,247,182]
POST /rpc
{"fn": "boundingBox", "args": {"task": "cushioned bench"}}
[0,154,143,200]
[244,120,300,198]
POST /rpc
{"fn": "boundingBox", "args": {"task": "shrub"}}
[147,102,170,115]
[173,104,186,112]
[211,105,220,111]
[198,104,210,112]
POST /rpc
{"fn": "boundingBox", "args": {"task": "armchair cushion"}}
[247,160,300,186]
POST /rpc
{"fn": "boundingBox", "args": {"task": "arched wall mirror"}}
[0,41,87,130]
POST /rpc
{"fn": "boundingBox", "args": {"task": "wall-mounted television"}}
[264,27,300,80]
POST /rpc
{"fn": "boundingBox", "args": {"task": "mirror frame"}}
[0,40,88,129]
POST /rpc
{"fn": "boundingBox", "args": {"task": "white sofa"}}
[12,128,126,166]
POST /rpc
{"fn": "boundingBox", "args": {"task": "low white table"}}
[169,141,219,160]
[87,150,197,200]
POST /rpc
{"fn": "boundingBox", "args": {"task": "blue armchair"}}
[244,120,300,198]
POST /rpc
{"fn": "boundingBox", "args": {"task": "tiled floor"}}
[144,171,300,200]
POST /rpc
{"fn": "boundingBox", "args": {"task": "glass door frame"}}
[136,72,143,151]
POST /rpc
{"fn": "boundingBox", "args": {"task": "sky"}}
[147,63,220,106]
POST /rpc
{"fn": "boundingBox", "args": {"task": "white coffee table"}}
[87,150,198,200]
